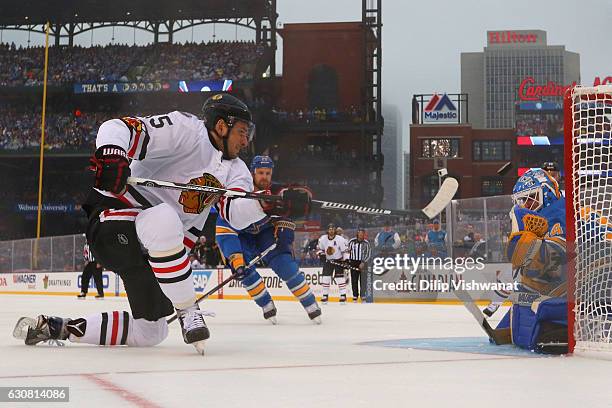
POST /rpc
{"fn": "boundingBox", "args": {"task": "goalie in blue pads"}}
[215,156,322,324]
[493,168,568,353]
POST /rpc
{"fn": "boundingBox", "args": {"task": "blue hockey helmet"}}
[250,155,274,172]
[512,168,561,211]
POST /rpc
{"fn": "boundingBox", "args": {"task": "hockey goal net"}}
[565,85,612,356]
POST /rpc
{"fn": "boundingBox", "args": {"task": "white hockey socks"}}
[321,275,331,296]
[336,275,347,296]
[149,247,196,309]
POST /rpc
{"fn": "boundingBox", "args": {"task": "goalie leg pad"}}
[510,297,568,352]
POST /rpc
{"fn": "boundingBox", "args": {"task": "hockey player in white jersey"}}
[317,224,349,303]
[14,94,303,354]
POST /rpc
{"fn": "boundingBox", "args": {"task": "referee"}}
[347,228,371,302]
[78,242,104,299]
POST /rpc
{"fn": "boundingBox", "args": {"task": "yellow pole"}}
[36,22,50,239]
[34,22,50,269]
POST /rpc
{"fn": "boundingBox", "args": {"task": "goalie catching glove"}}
[90,145,131,194]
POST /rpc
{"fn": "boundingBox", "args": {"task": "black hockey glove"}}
[90,145,131,194]
[318,253,326,264]
[281,187,312,218]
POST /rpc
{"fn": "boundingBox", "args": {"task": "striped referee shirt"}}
[83,243,96,263]
[347,238,372,262]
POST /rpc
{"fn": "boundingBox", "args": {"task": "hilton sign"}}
[488,31,538,45]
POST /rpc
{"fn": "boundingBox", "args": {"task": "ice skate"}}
[339,294,347,305]
[176,305,210,355]
[321,295,328,304]
[77,292,86,299]
[483,301,501,317]
[13,315,70,346]
[262,301,278,325]
[305,303,322,324]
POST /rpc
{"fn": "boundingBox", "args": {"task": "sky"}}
[2,0,611,151]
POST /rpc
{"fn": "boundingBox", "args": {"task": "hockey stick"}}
[312,200,412,216]
[127,176,414,217]
[453,286,509,345]
[128,176,283,203]
[166,243,277,324]
[422,177,459,219]
[328,259,362,272]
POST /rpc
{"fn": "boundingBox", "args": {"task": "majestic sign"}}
[423,94,458,123]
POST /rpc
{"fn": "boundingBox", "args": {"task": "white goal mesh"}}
[567,85,612,356]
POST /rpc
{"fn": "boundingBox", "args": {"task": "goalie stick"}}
[128,176,414,216]
[453,286,509,345]
[421,177,459,219]
[166,243,276,324]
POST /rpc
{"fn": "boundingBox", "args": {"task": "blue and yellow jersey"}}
[506,197,566,294]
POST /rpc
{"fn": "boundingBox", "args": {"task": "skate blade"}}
[13,317,36,340]
[266,316,278,325]
[311,316,322,325]
[193,340,206,355]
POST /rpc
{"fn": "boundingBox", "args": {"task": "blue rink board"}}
[360,337,550,357]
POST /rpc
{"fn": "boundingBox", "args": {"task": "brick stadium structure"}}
[409,123,515,206]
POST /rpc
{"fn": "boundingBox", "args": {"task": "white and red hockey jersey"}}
[317,234,348,261]
[95,111,266,248]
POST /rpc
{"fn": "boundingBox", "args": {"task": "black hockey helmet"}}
[202,93,255,142]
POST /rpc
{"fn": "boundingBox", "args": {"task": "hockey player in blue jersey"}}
[489,168,569,353]
[215,155,322,324]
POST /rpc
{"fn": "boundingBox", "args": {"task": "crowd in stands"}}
[272,106,364,123]
[0,41,265,87]
[0,109,108,151]
[515,117,563,136]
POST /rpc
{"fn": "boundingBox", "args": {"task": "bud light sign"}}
[192,270,213,293]
[424,94,458,123]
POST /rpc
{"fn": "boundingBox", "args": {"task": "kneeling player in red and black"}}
[12,94,281,355]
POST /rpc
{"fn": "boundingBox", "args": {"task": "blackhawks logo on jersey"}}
[178,173,223,214]
[326,246,336,256]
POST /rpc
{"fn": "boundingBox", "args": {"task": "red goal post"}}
[564,84,612,357]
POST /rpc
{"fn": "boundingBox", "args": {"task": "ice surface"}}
[1,295,611,408]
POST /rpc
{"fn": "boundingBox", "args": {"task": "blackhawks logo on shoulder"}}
[178,173,223,214]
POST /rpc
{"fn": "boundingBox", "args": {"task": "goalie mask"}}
[512,168,561,211]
